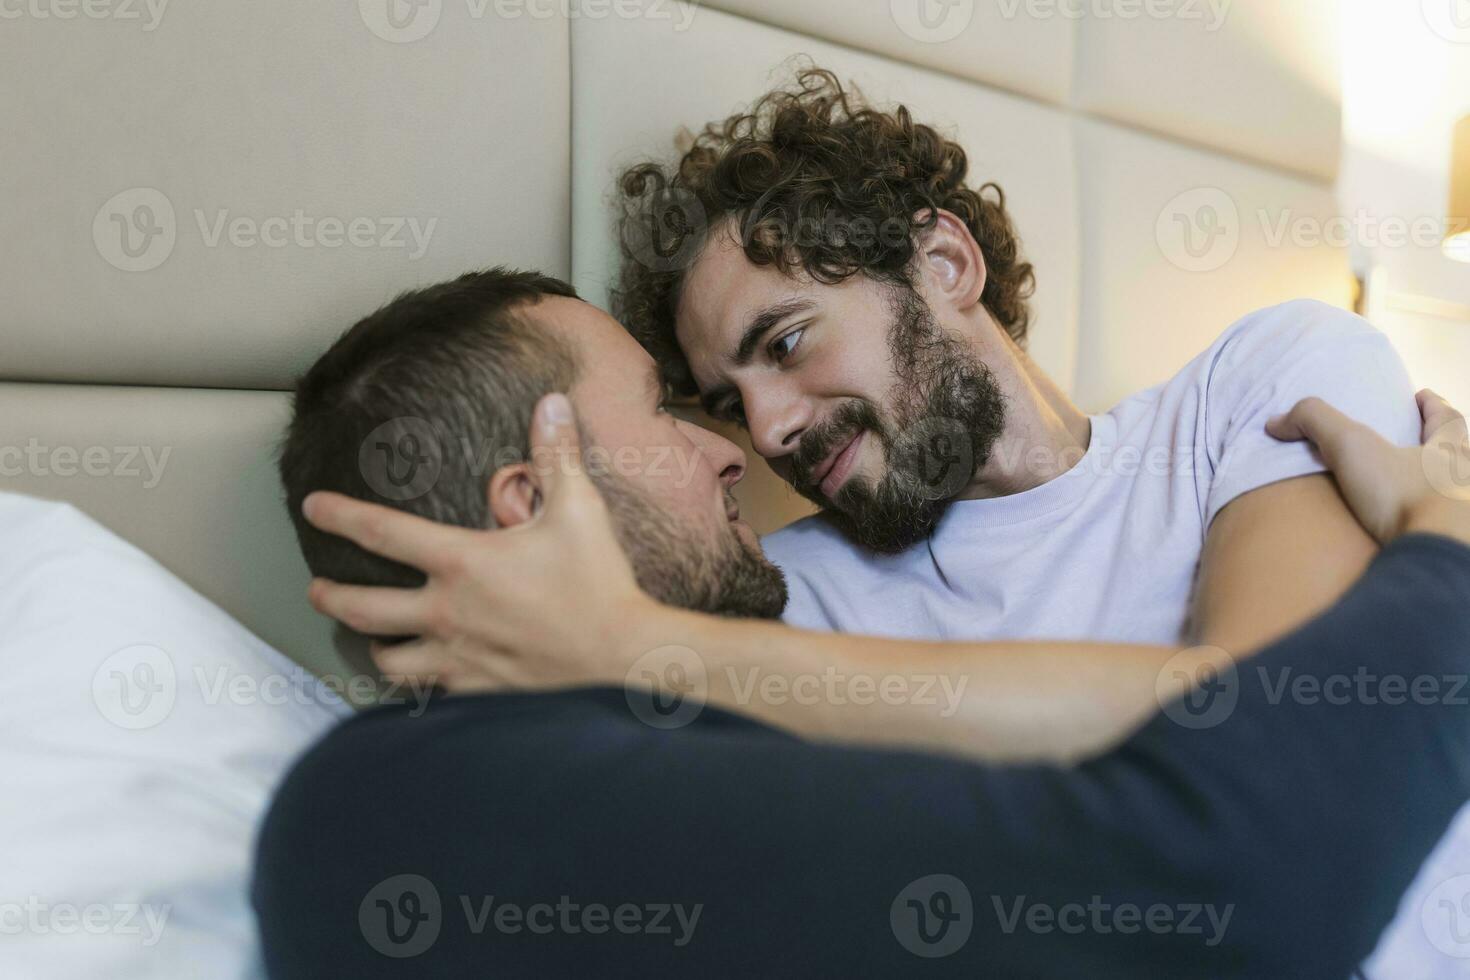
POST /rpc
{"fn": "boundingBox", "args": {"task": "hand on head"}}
[300,394,653,695]
[1267,389,1470,547]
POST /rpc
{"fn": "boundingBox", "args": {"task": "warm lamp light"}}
[1448,116,1470,264]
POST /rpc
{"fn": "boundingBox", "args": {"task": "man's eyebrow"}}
[728,298,816,367]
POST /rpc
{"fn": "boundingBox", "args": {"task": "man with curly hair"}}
[609,71,1447,974]
[613,67,1421,659]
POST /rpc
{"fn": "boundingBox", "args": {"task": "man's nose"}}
[746,393,811,462]
[711,435,747,492]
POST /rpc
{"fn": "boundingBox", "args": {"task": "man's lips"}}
[815,431,864,500]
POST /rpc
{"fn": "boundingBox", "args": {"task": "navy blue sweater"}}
[255,534,1470,978]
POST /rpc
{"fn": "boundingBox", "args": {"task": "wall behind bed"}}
[0,0,1353,679]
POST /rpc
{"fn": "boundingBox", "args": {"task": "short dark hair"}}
[613,64,1035,395]
[279,267,580,590]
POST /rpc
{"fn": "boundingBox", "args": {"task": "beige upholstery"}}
[1073,0,1343,181]
[0,384,336,676]
[703,0,1075,105]
[1072,120,1355,411]
[712,0,1342,180]
[0,0,1354,672]
[0,1,571,390]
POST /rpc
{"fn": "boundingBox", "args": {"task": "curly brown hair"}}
[612,64,1036,397]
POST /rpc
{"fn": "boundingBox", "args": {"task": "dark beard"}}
[789,287,1007,554]
[590,470,788,620]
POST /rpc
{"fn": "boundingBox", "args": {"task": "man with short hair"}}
[280,267,788,627]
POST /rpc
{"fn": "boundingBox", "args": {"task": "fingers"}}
[527,394,597,510]
[1418,389,1469,448]
[371,640,451,687]
[308,578,433,636]
[371,640,508,694]
[302,491,466,572]
[1265,397,1380,471]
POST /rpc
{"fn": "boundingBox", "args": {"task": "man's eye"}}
[722,399,747,426]
[770,327,805,363]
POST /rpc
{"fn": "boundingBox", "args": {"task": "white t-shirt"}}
[763,299,1421,645]
[762,299,1458,979]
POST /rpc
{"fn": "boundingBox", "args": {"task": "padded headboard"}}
[0,0,1353,677]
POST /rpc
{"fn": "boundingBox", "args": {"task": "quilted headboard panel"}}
[1073,0,1343,180]
[1073,119,1356,410]
[710,0,1342,178]
[0,385,334,671]
[0,0,1353,672]
[1,1,571,390]
[702,0,1075,104]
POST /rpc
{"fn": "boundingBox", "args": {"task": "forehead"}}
[675,225,811,386]
[529,295,655,396]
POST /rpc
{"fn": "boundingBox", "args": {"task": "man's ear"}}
[913,208,986,312]
[487,462,541,528]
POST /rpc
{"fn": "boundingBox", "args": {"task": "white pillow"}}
[0,493,348,979]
